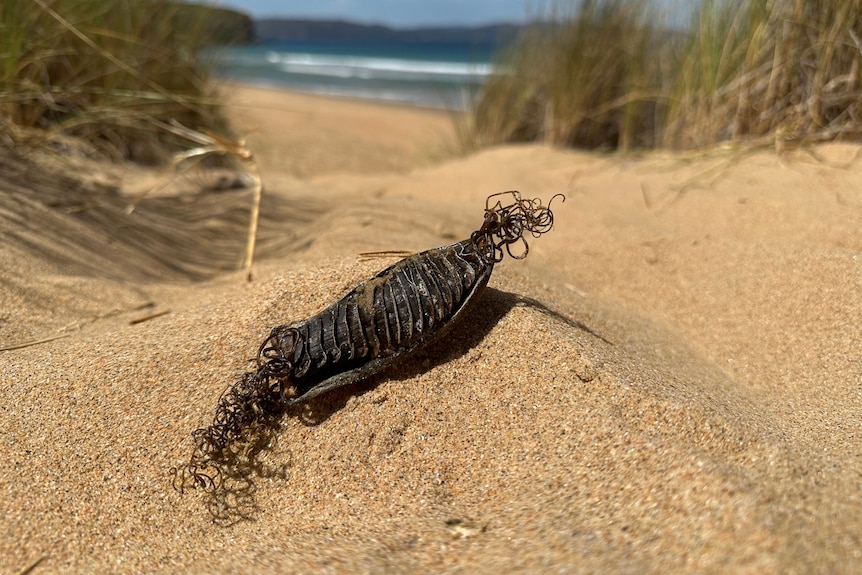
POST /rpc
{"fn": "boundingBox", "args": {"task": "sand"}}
[1,84,861,573]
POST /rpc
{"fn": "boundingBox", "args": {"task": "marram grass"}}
[0,0,231,162]
[468,0,862,151]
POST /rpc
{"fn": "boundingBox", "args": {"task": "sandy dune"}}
[1,85,860,573]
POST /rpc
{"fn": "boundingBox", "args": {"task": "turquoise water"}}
[213,40,506,110]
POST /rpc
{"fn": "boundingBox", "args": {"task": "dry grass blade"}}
[129,310,171,325]
[0,334,71,352]
[13,556,46,575]
[358,250,416,260]
[141,120,263,281]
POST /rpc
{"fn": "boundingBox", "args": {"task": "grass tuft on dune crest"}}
[468,0,862,151]
[0,0,240,162]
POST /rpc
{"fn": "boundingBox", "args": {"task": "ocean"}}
[212,39,506,110]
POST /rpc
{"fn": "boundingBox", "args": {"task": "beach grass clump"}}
[0,0,243,162]
[470,0,670,150]
[666,0,862,148]
[469,0,862,151]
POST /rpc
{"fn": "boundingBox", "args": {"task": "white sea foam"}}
[216,44,497,110]
[265,51,500,81]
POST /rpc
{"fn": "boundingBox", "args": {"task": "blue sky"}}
[218,0,555,27]
[219,0,695,29]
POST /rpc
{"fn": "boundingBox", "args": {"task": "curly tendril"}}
[471,191,565,262]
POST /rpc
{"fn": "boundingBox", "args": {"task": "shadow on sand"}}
[194,287,609,525]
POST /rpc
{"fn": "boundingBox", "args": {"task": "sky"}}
[219,0,695,29]
[218,0,556,28]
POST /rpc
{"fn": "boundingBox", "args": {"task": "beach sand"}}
[1,84,861,573]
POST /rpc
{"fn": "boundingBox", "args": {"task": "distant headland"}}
[253,18,524,45]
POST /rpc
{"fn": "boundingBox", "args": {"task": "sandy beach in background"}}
[1,83,861,573]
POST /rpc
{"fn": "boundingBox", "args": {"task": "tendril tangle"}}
[471,191,565,262]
